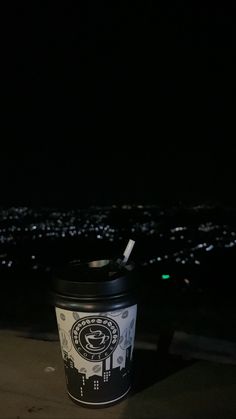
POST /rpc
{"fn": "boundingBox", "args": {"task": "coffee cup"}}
[53,259,137,408]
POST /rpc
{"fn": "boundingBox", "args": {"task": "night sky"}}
[0,152,235,207]
[1,4,235,207]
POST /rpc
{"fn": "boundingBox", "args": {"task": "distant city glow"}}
[0,205,235,271]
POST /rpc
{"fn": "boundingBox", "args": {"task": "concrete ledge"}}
[1,331,236,419]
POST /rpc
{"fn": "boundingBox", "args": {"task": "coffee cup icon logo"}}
[71,316,120,361]
[85,329,109,351]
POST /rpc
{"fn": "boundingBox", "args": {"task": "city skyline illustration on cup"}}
[85,328,109,352]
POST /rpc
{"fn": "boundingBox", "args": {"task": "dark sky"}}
[1,152,236,207]
[1,4,235,206]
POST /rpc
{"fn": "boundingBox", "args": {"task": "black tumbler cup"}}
[53,259,137,408]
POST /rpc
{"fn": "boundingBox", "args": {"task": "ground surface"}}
[1,331,236,419]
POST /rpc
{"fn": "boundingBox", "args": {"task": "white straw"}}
[122,239,135,265]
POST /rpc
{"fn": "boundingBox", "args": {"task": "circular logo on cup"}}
[71,316,120,362]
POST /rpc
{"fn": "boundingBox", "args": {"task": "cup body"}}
[53,260,137,408]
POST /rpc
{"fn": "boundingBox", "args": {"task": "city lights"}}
[0,205,235,271]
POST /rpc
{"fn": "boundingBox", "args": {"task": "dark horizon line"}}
[0,200,235,210]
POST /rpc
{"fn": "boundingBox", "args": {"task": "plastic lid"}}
[53,259,136,299]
